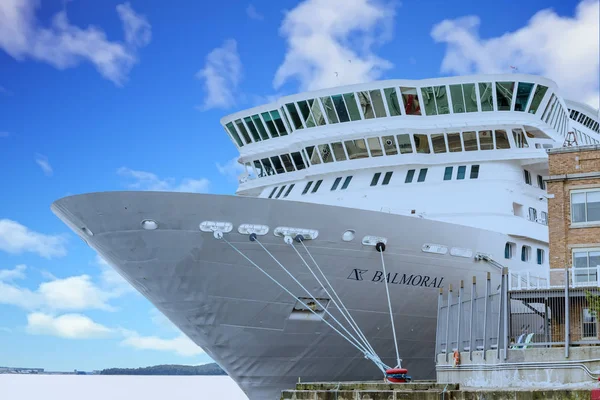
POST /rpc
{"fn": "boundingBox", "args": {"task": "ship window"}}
[235,119,252,143]
[542,95,556,123]
[515,82,534,111]
[470,165,480,179]
[344,139,369,160]
[318,144,334,163]
[421,87,437,116]
[382,135,398,155]
[528,85,548,114]
[271,110,288,136]
[321,96,339,124]
[371,172,381,186]
[370,89,387,118]
[512,128,529,148]
[332,95,350,123]
[504,242,515,259]
[331,142,347,161]
[405,169,415,183]
[462,131,478,151]
[495,130,510,149]
[478,130,493,150]
[447,133,462,152]
[261,112,278,138]
[478,82,493,111]
[431,134,447,153]
[578,113,585,123]
[444,167,453,181]
[252,115,269,140]
[270,156,285,174]
[297,100,317,128]
[306,146,321,165]
[291,152,306,170]
[417,168,428,182]
[280,154,295,172]
[382,171,393,185]
[457,166,466,180]
[244,116,261,142]
[253,160,265,177]
[435,86,450,114]
[537,175,545,190]
[261,158,276,175]
[268,187,278,198]
[286,103,304,130]
[311,99,327,126]
[450,84,465,113]
[537,249,545,265]
[367,137,383,157]
[496,82,514,111]
[343,93,362,121]
[400,87,421,115]
[414,134,430,154]
[331,177,342,191]
[341,176,353,190]
[302,181,313,195]
[463,83,478,112]
[225,122,244,147]
[283,184,295,197]
[521,246,531,262]
[397,134,413,154]
[358,91,375,119]
[311,180,323,193]
[384,88,401,116]
[524,170,531,185]
[275,186,286,199]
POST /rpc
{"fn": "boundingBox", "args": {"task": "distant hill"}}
[99,363,226,376]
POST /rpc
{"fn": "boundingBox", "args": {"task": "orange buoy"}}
[385,368,410,383]
[453,349,461,367]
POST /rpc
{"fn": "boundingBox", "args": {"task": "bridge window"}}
[331,95,350,123]
[444,167,453,181]
[521,246,531,262]
[305,146,321,165]
[431,134,447,153]
[225,122,244,147]
[367,137,383,157]
[331,177,342,191]
[341,176,353,189]
[261,158,276,175]
[400,87,421,115]
[272,110,289,136]
[268,187,278,198]
[405,169,415,183]
[447,132,462,152]
[370,89,387,118]
[542,95,556,123]
[284,184,295,197]
[417,168,428,182]
[462,83,478,112]
[244,116,261,142]
[371,172,381,186]
[331,142,347,161]
[302,181,313,195]
[254,160,265,177]
[261,112,278,138]
[358,91,375,119]
[291,152,306,170]
[275,186,286,199]
[270,156,285,174]
[495,130,510,149]
[496,82,514,111]
[397,134,413,154]
[321,96,339,124]
[297,100,317,128]
[435,86,450,114]
[505,242,515,259]
[457,166,466,180]
[512,128,529,148]
[251,115,269,140]
[382,171,393,185]
[514,82,534,111]
[343,93,362,121]
[479,82,493,111]
[450,84,465,113]
[344,139,369,160]
[470,165,480,179]
[462,131,478,151]
[528,85,548,114]
[318,144,334,163]
[311,180,323,193]
[414,134,430,154]
[478,130,493,150]
[235,119,252,143]
[286,103,304,130]
[280,154,295,172]
[421,87,437,116]
[382,135,398,155]
[384,88,401,116]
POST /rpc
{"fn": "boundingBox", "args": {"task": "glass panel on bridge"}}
[343,93,362,121]
[261,158,276,175]
[495,130,510,149]
[270,156,284,174]
[235,119,252,143]
[261,112,277,137]
[414,134,430,153]
[431,134,447,153]
[400,87,421,115]
[286,103,304,130]
[463,83,478,112]
[434,86,450,114]
[280,154,295,172]
[384,88,401,116]
[528,85,548,114]
[244,116,261,142]
[271,110,288,135]
[512,128,529,148]
[421,87,437,116]
[462,131,478,151]
[225,122,244,146]
[358,91,375,119]
[450,84,465,113]
[514,82,534,111]
[291,152,306,170]
[253,160,264,177]
[367,137,383,157]
[331,95,350,123]
[252,115,269,140]
[331,142,347,161]
[297,100,316,128]
[370,89,387,118]
[321,96,339,124]
[397,134,413,154]
[305,146,321,165]
[344,139,369,159]
[382,135,398,155]
[318,144,334,163]
[447,132,462,152]
[478,82,493,111]
[479,130,493,150]
[496,82,514,111]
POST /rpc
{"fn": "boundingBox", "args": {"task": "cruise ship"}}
[51,74,600,399]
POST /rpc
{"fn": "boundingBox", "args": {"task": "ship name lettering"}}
[353,269,443,289]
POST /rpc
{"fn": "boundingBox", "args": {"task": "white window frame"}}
[572,248,600,286]
[570,188,600,226]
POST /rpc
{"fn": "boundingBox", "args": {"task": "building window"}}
[470,165,480,179]
[382,171,393,185]
[505,242,515,259]
[537,175,546,190]
[571,189,600,223]
[268,187,278,199]
[528,207,537,222]
[302,181,313,195]
[583,308,597,338]
[521,246,531,262]
[341,176,353,190]
[417,168,428,182]
[284,184,295,197]
[311,180,323,193]
[371,172,381,186]
[457,166,466,180]
[444,167,453,181]
[537,249,544,265]
[524,170,532,185]
[573,250,600,284]
[331,177,342,191]
[405,169,415,183]
[275,186,286,199]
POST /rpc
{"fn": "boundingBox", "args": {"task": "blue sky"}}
[0,0,597,371]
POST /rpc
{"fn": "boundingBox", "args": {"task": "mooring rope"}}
[379,246,401,368]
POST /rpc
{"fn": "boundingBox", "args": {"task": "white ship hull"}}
[52,192,507,399]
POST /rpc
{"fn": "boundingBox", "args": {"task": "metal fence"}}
[436,268,600,362]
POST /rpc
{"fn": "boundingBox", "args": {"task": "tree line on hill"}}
[99,363,226,376]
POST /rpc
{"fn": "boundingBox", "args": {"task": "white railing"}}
[508,266,600,291]
[508,271,549,290]
[569,266,600,288]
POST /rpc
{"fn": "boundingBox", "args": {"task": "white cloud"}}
[117,167,210,193]
[120,330,204,357]
[0,264,26,281]
[216,157,245,181]
[35,153,53,176]
[0,1,151,86]
[246,4,264,21]
[0,219,67,258]
[431,0,600,108]
[26,312,113,339]
[195,39,242,110]
[273,0,395,92]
